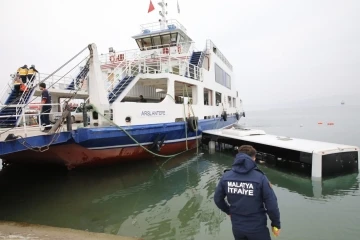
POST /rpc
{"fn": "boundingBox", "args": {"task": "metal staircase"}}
[0,85,36,128]
[108,76,136,104]
[106,54,143,104]
[187,51,205,79]
[0,45,92,130]
[66,64,90,90]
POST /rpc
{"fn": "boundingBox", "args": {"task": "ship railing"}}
[139,19,187,33]
[0,102,66,138]
[105,61,129,91]
[0,73,42,108]
[15,78,37,121]
[106,61,135,92]
[0,74,18,106]
[107,62,142,102]
[137,55,203,81]
[105,49,145,91]
[67,65,90,91]
[1,46,89,107]
[1,69,86,107]
[37,73,76,90]
[107,56,203,102]
[205,39,233,71]
[105,60,128,83]
[106,53,203,97]
[197,50,206,68]
[99,41,195,64]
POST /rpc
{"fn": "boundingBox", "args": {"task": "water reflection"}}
[0,150,359,240]
[259,165,359,199]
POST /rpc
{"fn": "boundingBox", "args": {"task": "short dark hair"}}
[39,82,46,88]
[238,145,256,158]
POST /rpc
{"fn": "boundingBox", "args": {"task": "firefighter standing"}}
[39,82,52,126]
[214,145,281,240]
[17,65,28,84]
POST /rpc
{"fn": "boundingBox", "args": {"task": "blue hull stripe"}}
[74,117,237,149]
[0,132,73,156]
[0,116,237,156]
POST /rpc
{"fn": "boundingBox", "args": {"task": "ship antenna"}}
[158,0,168,30]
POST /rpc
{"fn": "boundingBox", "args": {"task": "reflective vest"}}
[17,67,28,76]
[28,68,37,75]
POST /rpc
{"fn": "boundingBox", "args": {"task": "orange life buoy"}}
[177,45,181,54]
[109,55,115,62]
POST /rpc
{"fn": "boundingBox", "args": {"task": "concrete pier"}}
[0,221,142,240]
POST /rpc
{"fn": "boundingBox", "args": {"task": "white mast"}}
[158,0,168,30]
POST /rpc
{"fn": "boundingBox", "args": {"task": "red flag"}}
[148,0,155,13]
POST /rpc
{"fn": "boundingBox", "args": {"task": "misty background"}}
[0,0,359,110]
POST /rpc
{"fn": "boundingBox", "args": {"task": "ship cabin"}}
[95,15,241,127]
[133,20,192,56]
[99,19,200,104]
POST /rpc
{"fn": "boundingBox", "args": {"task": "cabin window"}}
[161,34,171,46]
[153,36,162,47]
[215,64,223,85]
[142,37,152,50]
[214,63,231,89]
[215,92,222,106]
[179,34,185,43]
[225,73,231,89]
[136,39,143,49]
[170,33,178,46]
[174,81,193,105]
[121,80,167,103]
[204,88,213,106]
[233,97,236,107]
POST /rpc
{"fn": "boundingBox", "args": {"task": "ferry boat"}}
[0,0,244,169]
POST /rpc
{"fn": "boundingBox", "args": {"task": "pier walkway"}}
[0,221,141,240]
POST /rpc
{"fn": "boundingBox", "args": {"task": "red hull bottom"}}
[2,140,199,169]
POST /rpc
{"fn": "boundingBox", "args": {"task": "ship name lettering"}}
[141,111,165,116]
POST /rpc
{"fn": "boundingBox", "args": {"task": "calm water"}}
[0,105,359,240]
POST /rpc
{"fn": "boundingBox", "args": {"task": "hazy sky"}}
[1,0,359,110]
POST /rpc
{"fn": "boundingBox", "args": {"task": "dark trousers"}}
[27,74,35,85]
[14,85,21,96]
[20,75,27,84]
[40,106,52,125]
[233,228,271,240]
